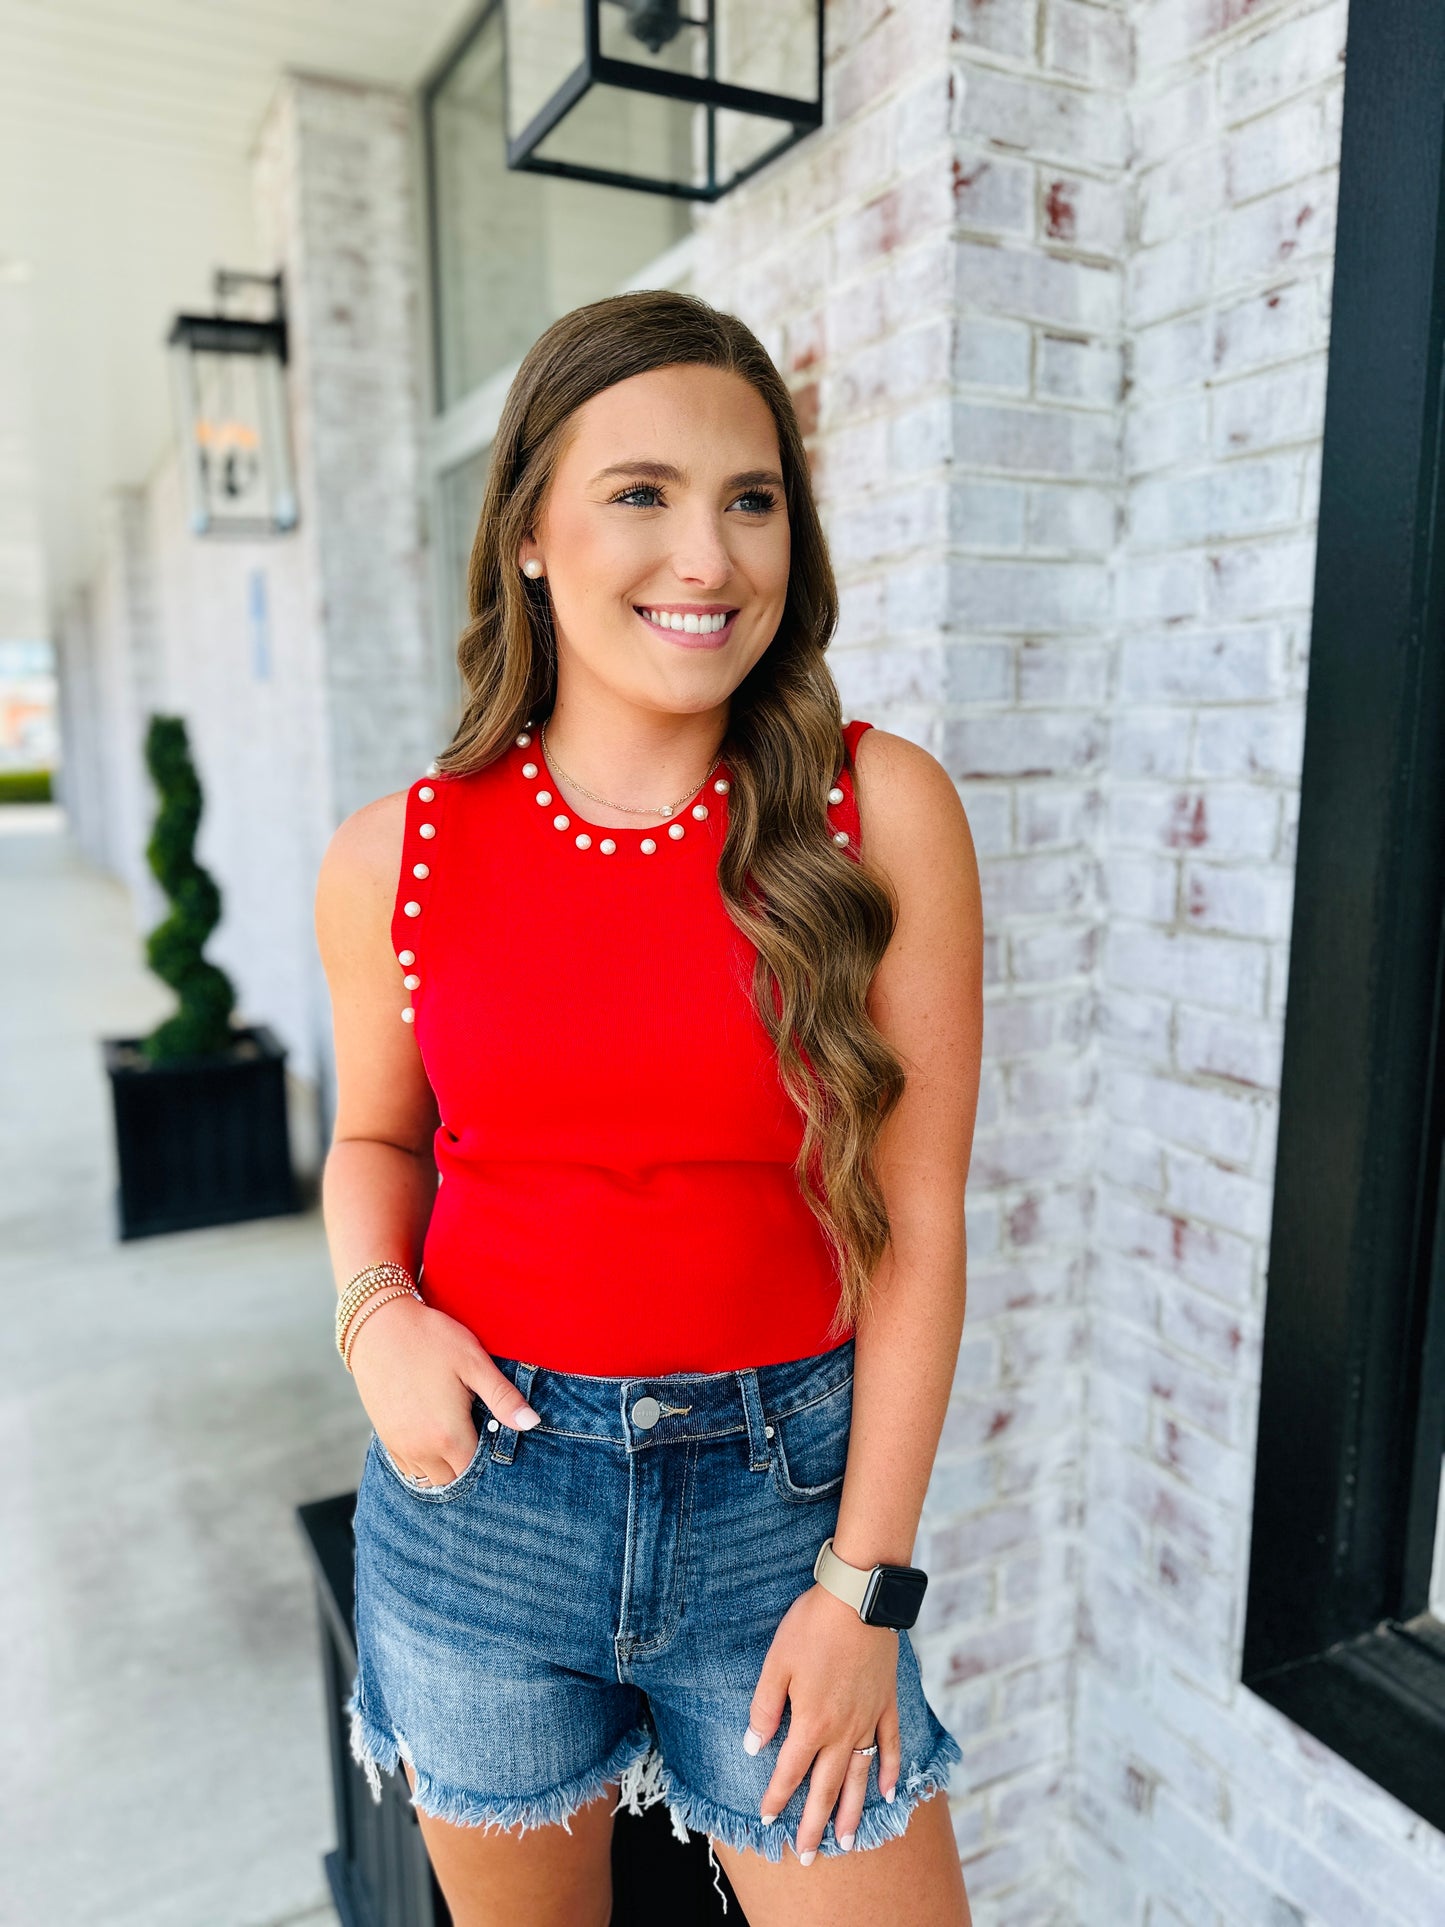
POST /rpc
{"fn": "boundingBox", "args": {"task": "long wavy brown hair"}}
[434,288,906,1335]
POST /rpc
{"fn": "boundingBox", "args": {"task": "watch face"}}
[864,1565,928,1629]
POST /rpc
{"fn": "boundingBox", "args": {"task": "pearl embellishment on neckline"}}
[397,726,858,1021]
[509,720,854,861]
[522,717,708,857]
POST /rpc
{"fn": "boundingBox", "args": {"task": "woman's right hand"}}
[345,1295,541,1486]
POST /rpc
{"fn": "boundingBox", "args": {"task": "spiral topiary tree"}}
[140,714,238,1063]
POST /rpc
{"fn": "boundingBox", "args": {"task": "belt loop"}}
[736,1368,771,1472]
[491,1361,538,1464]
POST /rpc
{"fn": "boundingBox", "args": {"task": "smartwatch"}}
[813,1536,929,1630]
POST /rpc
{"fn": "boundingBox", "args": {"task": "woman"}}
[314,288,982,1927]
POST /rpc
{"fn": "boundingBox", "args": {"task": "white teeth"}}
[641,608,729,633]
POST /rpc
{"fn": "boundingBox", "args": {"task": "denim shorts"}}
[346,1336,963,1874]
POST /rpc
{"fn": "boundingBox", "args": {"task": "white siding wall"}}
[56,72,436,1121]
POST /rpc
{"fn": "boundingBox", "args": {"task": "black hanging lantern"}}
[166,270,298,537]
[502,0,824,200]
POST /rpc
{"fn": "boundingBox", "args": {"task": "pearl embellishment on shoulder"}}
[398,950,415,966]
[418,786,435,802]
[418,822,436,839]
[640,838,656,854]
[668,823,685,840]
[828,786,845,805]
[412,863,429,878]
[516,732,532,746]
[522,762,538,777]
[600,839,616,854]
[576,833,591,849]
[402,1007,415,1023]
[713,778,729,793]
[403,900,421,917]
[536,790,552,805]
[691,803,708,819]
[553,814,569,830]
[833,830,849,845]
[403,973,420,990]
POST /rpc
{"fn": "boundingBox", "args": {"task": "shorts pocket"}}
[769,1373,853,1503]
[371,1399,491,1503]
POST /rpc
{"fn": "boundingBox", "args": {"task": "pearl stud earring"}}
[522,559,544,579]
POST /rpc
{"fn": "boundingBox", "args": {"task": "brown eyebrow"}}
[589,461,785,492]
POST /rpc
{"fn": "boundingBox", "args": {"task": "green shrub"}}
[0,769,52,803]
[140,715,238,1062]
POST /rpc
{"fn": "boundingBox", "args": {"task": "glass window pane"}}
[436,444,495,719]
[430,7,691,409]
[596,2,707,77]
[530,82,704,192]
[504,0,585,141]
[714,0,820,100]
[714,108,796,188]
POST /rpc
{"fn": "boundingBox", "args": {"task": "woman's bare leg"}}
[399,1758,618,1927]
[711,1787,971,1927]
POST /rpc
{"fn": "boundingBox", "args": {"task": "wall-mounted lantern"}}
[166,269,298,537]
[502,0,823,200]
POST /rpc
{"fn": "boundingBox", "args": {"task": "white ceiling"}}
[0,0,481,624]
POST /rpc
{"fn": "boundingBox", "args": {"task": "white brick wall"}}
[696,0,1443,1921]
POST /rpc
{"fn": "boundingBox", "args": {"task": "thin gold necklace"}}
[539,718,725,819]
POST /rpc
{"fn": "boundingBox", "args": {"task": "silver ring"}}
[407,1472,432,1487]
[852,1743,879,1756]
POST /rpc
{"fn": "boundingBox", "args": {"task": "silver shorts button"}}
[631,1396,662,1429]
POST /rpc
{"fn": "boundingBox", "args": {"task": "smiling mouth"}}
[635,606,738,639]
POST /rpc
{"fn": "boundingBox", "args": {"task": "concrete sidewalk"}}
[0,807,366,1927]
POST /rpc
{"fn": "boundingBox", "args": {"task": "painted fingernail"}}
[883,1784,896,1804]
[760,1811,777,1826]
[838,1830,855,1851]
[742,1727,763,1755]
[515,1408,541,1430]
[799,1848,816,1866]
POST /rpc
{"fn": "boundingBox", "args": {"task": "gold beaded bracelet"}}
[342,1285,422,1371]
[335,1261,419,1361]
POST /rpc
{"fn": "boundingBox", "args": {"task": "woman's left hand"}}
[745,1581,902,1861]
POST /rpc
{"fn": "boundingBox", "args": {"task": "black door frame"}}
[1242,0,1445,1829]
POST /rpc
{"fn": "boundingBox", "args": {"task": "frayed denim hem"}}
[344,1682,658,1839]
[616,1718,965,1907]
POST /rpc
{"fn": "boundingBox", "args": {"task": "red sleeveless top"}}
[390,716,874,1375]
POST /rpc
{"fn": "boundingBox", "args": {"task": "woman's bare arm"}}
[748,726,983,1848]
[314,791,540,1477]
[315,790,441,1289]
[832,726,983,1574]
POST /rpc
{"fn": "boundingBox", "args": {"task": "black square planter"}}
[296,1491,745,1927]
[103,1022,299,1239]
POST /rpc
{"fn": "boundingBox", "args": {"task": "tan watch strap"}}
[813,1536,873,1616]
